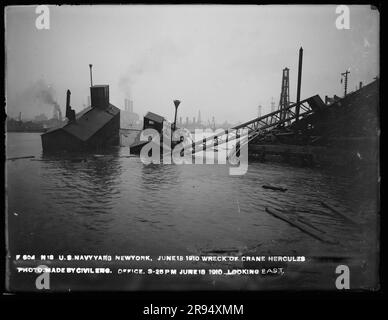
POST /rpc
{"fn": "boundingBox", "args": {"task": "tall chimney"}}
[295,47,303,121]
[58,107,63,122]
[65,90,75,122]
[66,90,71,118]
[89,64,93,87]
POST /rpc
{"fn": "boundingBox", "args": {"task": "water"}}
[6,132,379,290]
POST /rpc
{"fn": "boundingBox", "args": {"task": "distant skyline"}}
[5,5,379,123]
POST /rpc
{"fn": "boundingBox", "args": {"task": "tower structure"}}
[278,67,291,125]
[341,70,350,97]
[257,105,262,118]
[270,97,276,113]
[270,97,276,124]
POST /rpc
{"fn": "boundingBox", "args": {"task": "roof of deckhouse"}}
[144,112,165,123]
[43,104,120,141]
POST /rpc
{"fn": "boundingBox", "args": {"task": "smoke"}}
[52,102,62,120]
[9,79,61,120]
[118,74,135,98]
[29,79,57,105]
[118,57,155,98]
[53,102,61,111]
[119,38,185,98]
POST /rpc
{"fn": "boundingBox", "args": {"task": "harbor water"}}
[6,132,379,290]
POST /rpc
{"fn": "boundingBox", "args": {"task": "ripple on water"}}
[6,133,377,258]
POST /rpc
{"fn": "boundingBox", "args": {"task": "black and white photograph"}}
[4,4,380,294]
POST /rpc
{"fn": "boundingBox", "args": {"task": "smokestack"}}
[65,90,76,122]
[52,105,58,120]
[359,81,363,89]
[295,47,303,121]
[89,64,93,87]
[66,90,70,118]
[52,103,62,121]
[58,106,63,122]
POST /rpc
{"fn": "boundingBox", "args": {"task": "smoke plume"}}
[119,38,184,98]
[8,79,62,120]
[30,79,57,105]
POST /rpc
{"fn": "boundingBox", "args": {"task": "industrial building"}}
[41,84,120,152]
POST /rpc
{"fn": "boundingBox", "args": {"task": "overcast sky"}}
[5,5,379,123]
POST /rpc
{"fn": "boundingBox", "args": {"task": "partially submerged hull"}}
[129,140,148,155]
[129,137,180,155]
[41,85,120,153]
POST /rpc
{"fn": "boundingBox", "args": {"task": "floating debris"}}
[262,185,288,192]
[265,207,337,244]
[69,158,86,163]
[7,156,35,161]
[320,202,357,226]
[297,216,327,233]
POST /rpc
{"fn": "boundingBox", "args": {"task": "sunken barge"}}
[41,84,120,152]
[129,111,183,155]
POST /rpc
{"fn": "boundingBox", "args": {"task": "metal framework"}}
[183,95,325,154]
[341,70,350,97]
[279,68,291,124]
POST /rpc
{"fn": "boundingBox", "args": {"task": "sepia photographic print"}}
[3,4,380,295]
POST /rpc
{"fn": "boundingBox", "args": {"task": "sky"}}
[5,5,379,123]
